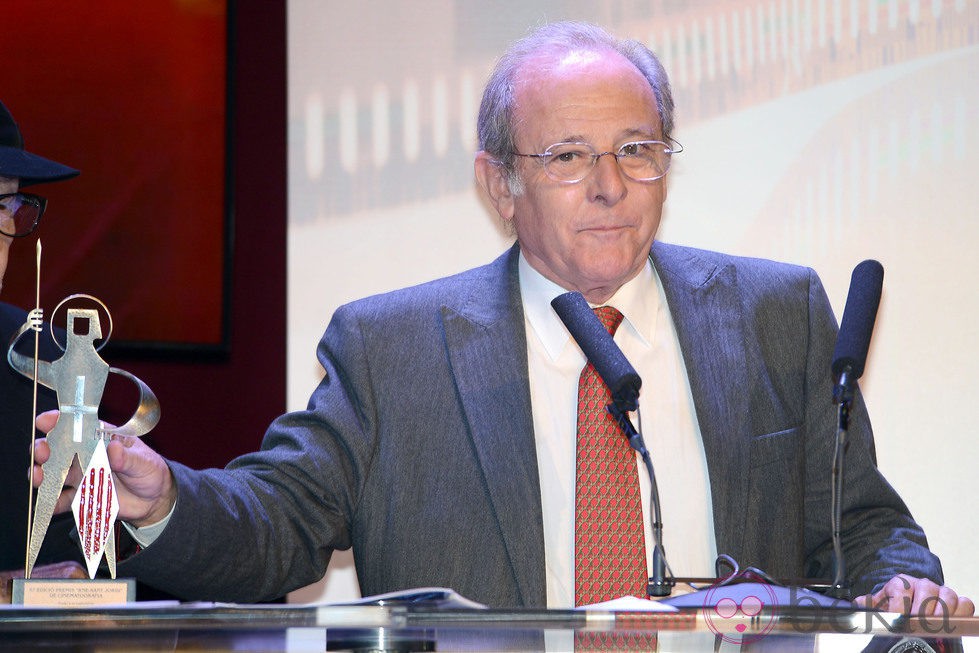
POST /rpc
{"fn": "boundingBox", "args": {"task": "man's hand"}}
[855,574,975,616]
[33,410,177,528]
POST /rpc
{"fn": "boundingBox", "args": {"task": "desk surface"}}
[0,603,976,652]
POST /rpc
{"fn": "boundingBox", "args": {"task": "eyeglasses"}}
[0,192,47,237]
[510,139,682,184]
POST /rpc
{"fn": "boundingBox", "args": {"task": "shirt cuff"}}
[122,502,176,549]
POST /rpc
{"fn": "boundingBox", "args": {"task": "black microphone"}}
[832,260,884,403]
[827,259,883,600]
[551,291,673,597]
[550,291,641,412]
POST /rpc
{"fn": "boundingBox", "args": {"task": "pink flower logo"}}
[702,570,779,644]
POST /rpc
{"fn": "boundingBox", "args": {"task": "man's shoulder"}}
[652,241,816,287]
[337,247,518,324]
[0,300,65,360]
[0,301,29,335]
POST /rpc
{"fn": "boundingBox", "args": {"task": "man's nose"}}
[587,152,628,204]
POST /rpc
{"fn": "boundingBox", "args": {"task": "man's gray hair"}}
[477,21,675,190]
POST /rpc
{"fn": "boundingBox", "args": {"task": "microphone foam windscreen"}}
[831,259,884,379]
[551,291,641,406]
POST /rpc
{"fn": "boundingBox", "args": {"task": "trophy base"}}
[12,578,135,607]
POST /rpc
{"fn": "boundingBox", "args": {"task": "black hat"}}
[0,100,79,187]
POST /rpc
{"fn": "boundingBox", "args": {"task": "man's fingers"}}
[926,587,975,617]
[106,436,142,474]
[879,575,915,613]
[957,596,975,617]
[865,575,976,617]
[32,437,51,465]
[109,432,137,448]
[34,409,59,434]
[30,439,50,487]
[908,577,941,615]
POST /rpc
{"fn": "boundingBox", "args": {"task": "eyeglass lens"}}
[0,193,45,237]
[542,141,673,182]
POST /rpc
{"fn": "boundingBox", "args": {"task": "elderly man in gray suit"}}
[34,22,972,615]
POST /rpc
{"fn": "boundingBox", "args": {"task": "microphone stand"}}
[607,401,673,597]
[829,370,854,600]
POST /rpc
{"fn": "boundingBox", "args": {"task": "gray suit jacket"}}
[122,242,942,605]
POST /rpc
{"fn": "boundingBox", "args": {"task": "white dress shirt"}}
[519,252,717,608]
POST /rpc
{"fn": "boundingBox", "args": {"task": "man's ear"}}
[474,151,515,221]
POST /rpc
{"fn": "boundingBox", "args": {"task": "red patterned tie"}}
[574,305,647,606]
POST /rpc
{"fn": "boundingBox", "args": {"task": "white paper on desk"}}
[334,587,487,609]
[575,596,678,611]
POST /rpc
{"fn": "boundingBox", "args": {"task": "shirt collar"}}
[519,251,660,362]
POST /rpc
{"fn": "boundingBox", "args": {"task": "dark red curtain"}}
[3,0,227,349]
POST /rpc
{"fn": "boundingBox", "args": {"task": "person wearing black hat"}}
[0,99,85,599]
[0,100,78,288]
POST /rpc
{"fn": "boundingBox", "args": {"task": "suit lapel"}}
[440,246,546,606]
[650,242,750,561]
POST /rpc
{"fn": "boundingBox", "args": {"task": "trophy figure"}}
[8,294,160,606]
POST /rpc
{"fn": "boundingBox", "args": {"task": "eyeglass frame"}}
[0,192,48,237]
[508,137,683,184]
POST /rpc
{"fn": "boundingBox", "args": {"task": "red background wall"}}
[5,1,229,349]
[125,0,287,467]
[62,1,286,469]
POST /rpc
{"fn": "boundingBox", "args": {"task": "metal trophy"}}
[8,286,160,607]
